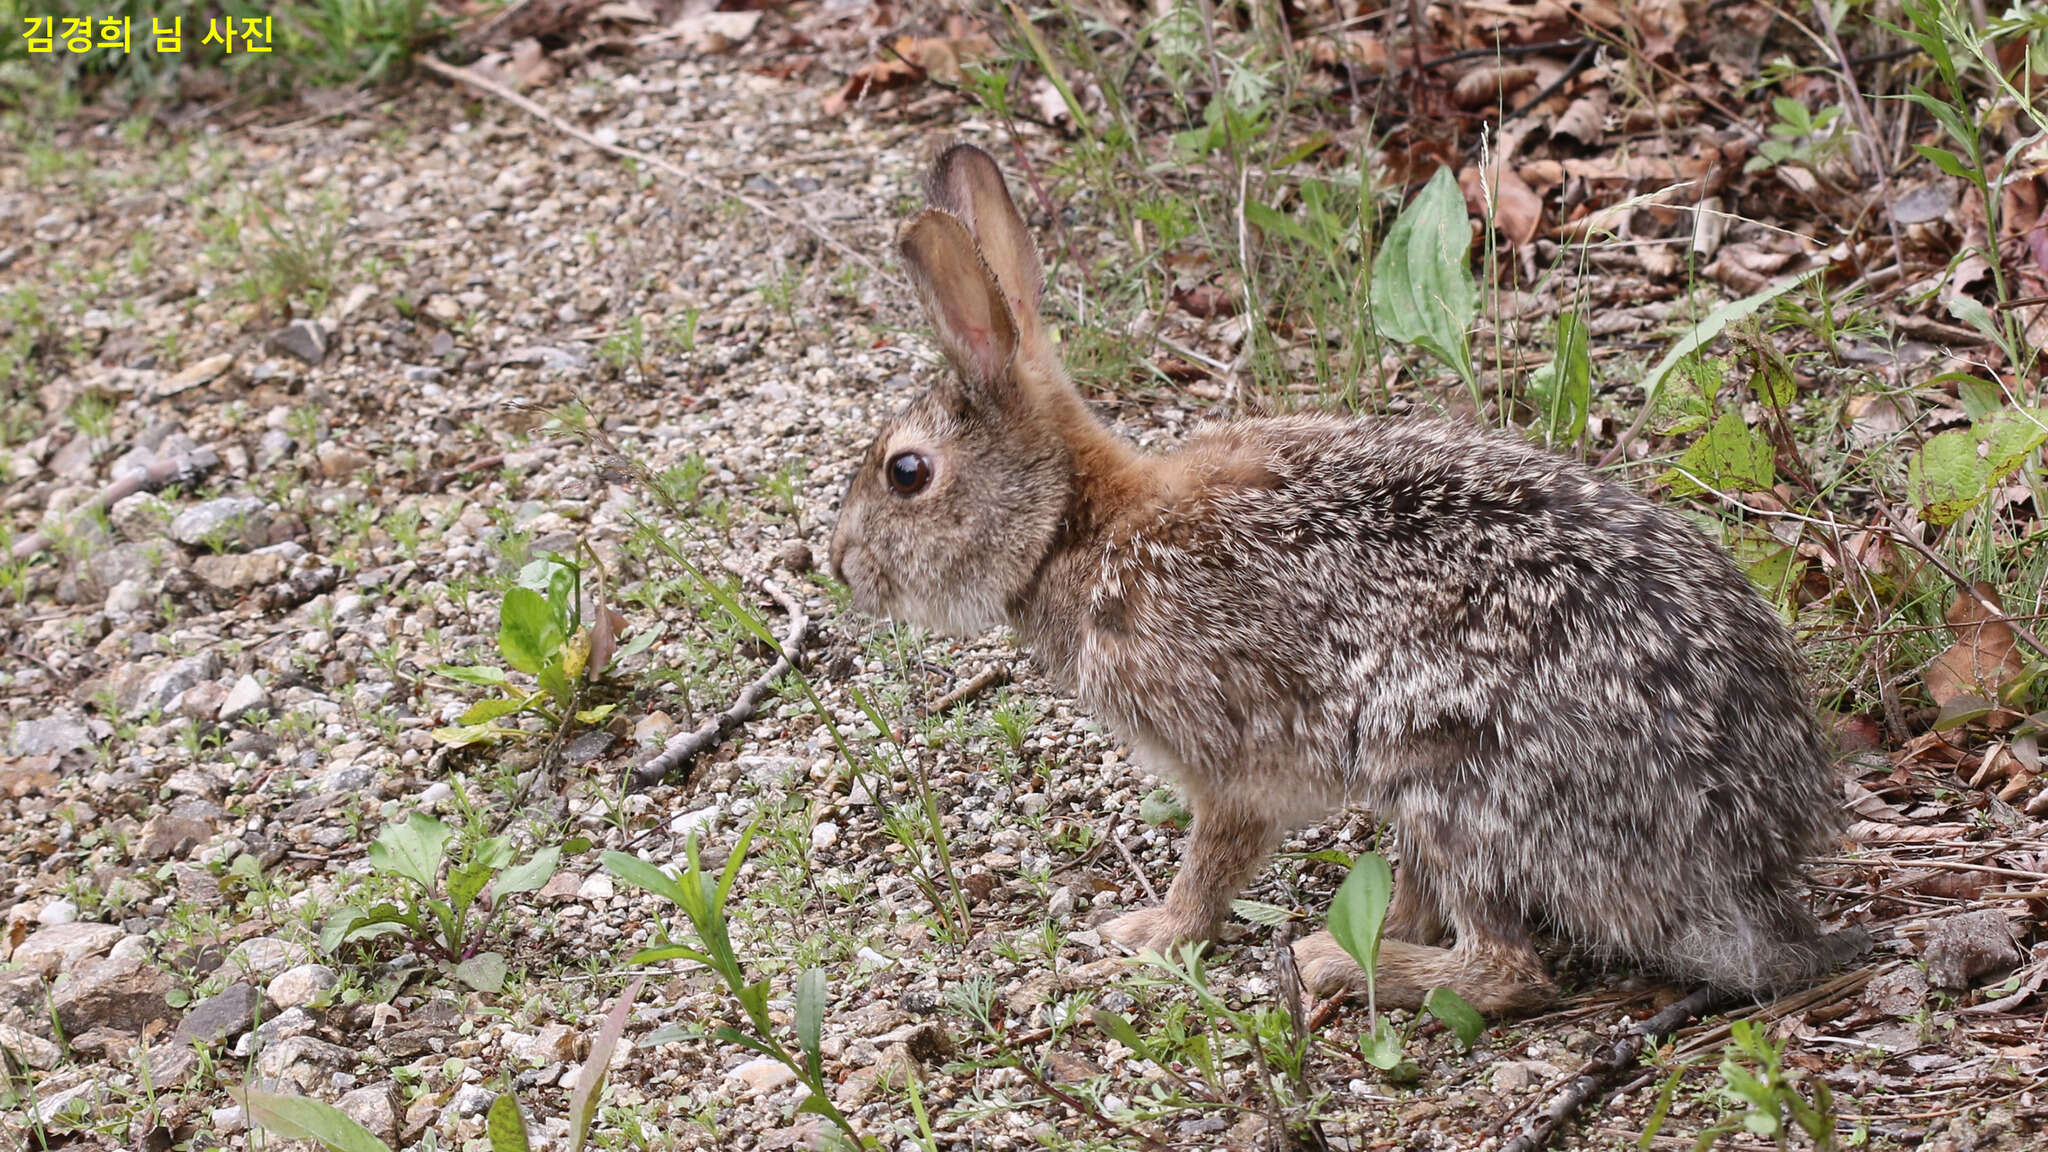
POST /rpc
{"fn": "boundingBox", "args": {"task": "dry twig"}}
[10,448,218,562]
[632,561,811,787]
[1500,983,1724,1152]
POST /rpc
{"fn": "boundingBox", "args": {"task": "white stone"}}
[727,1057,798,1095]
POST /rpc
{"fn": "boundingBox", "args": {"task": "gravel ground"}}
[2,13,2043,1152]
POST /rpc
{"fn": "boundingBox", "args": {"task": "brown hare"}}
[830,143,1855,1014]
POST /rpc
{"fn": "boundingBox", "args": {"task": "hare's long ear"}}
[926,143,1044,340]
[899,209,1018,393]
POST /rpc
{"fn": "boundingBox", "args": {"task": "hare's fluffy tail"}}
[1665,887,1867,996]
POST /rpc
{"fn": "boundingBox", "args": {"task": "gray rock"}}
[210,1104,247,1134]
[8,714,91,758]
[449,1082,496,1118]
[1924,909,2020,989]
[226,936,310,981]
[257,426,294,469]
[265,319,327,366]
[37,900,79,926]
[148,1044,201,1087]
[193,550,288,593]
[51,951,175,1037]
[265,963,338,1010]
[0,1021,61,1069]
[240,1005,316,1056]
[126,653,224,717]
[173,679,229,722]
[108,491,172,541]
[34,1076,101,1127]
[336,1082,399,1143]
[105,578,149,616]
[253,1035,354,1091]
[170,497,271,551]
[219,674,272,722]
[89,540,165,588]
[172,983,259,1048]
[10,921,124,977]
[137,799,224,860]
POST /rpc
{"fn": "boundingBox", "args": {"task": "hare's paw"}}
[1293,931,1369,999]
[1102,906,1212,954]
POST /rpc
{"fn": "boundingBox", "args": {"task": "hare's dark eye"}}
[886,451,932,496]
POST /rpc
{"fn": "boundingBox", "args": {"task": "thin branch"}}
[920,664,1010,717]
[10,448,219,562]
[633,561,811,787]
[1500,983,1724,1152]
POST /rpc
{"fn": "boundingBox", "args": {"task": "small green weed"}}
[319,809,569,992]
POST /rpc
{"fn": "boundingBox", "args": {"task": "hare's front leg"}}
[1103,792,1278,953]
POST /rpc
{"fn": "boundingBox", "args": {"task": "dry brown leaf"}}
[1846,819,1975,843]
[671,10,760,54]
[1924,583,2027,714]
[1551,91,1608,147]
[1459,163,1541,247]
[823,32,992,116]
[1452,64,1536,109]
[507,38,558,90]
[1172,283,1237,319]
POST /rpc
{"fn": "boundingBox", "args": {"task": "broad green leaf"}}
[320,907,368,954]
[1946,296,2002,347]
[1527,312,1590,445]
[447,861,494,918]
[1138,787,1190,828]
[603,850,692,906]
[1664,408,1774,496]
[454,952,508,993]
[614,623,662,663]
[1639,271,1815,407]
[1931,693,1994,731]
[713,1026,785,1062]
[569,977,644,1152]
[1091,1008,1157,1064]
[1371,166,1477,386]
[1979,406,2048,481]
[431,723,528,747]
[1360,1017,1410,1071]
[537,661,573,708]
[1916,144,1978,182]
[574,703,619,725]
[1423,987,1486,1049]
[1906,428,1988,524]
[1945,373,2006,421]
[437,664,511,687]
[486,1093,531,1152]
[457,697,529,726]
[1244,198,1316,246]
[495,846,561,898]
[498,587,562,676]
[368,813,451,890]
[622,943,715,968]
[1229,898,1297,927]
[1326,852,1394,975]
[796,967,826,1075]
[244,1090,395,1152]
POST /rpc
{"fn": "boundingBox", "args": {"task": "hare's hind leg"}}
[1294,906,1556,1016]
[1104,790,1280,953]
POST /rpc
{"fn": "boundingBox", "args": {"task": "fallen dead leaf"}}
[1923,583,2027,726]
[1459,162,1541,247]
[671,9,761,55]
[1452,64,1536,109]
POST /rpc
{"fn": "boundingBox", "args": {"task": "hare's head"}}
[830,144,1075,636]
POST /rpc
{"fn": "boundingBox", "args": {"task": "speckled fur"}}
[831,144,1853,1013]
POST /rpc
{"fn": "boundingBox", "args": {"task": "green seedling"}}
[320,811,566,992]
[1326,853,1485,1081]
[433,552,658,745]
[605,823,873,1150]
